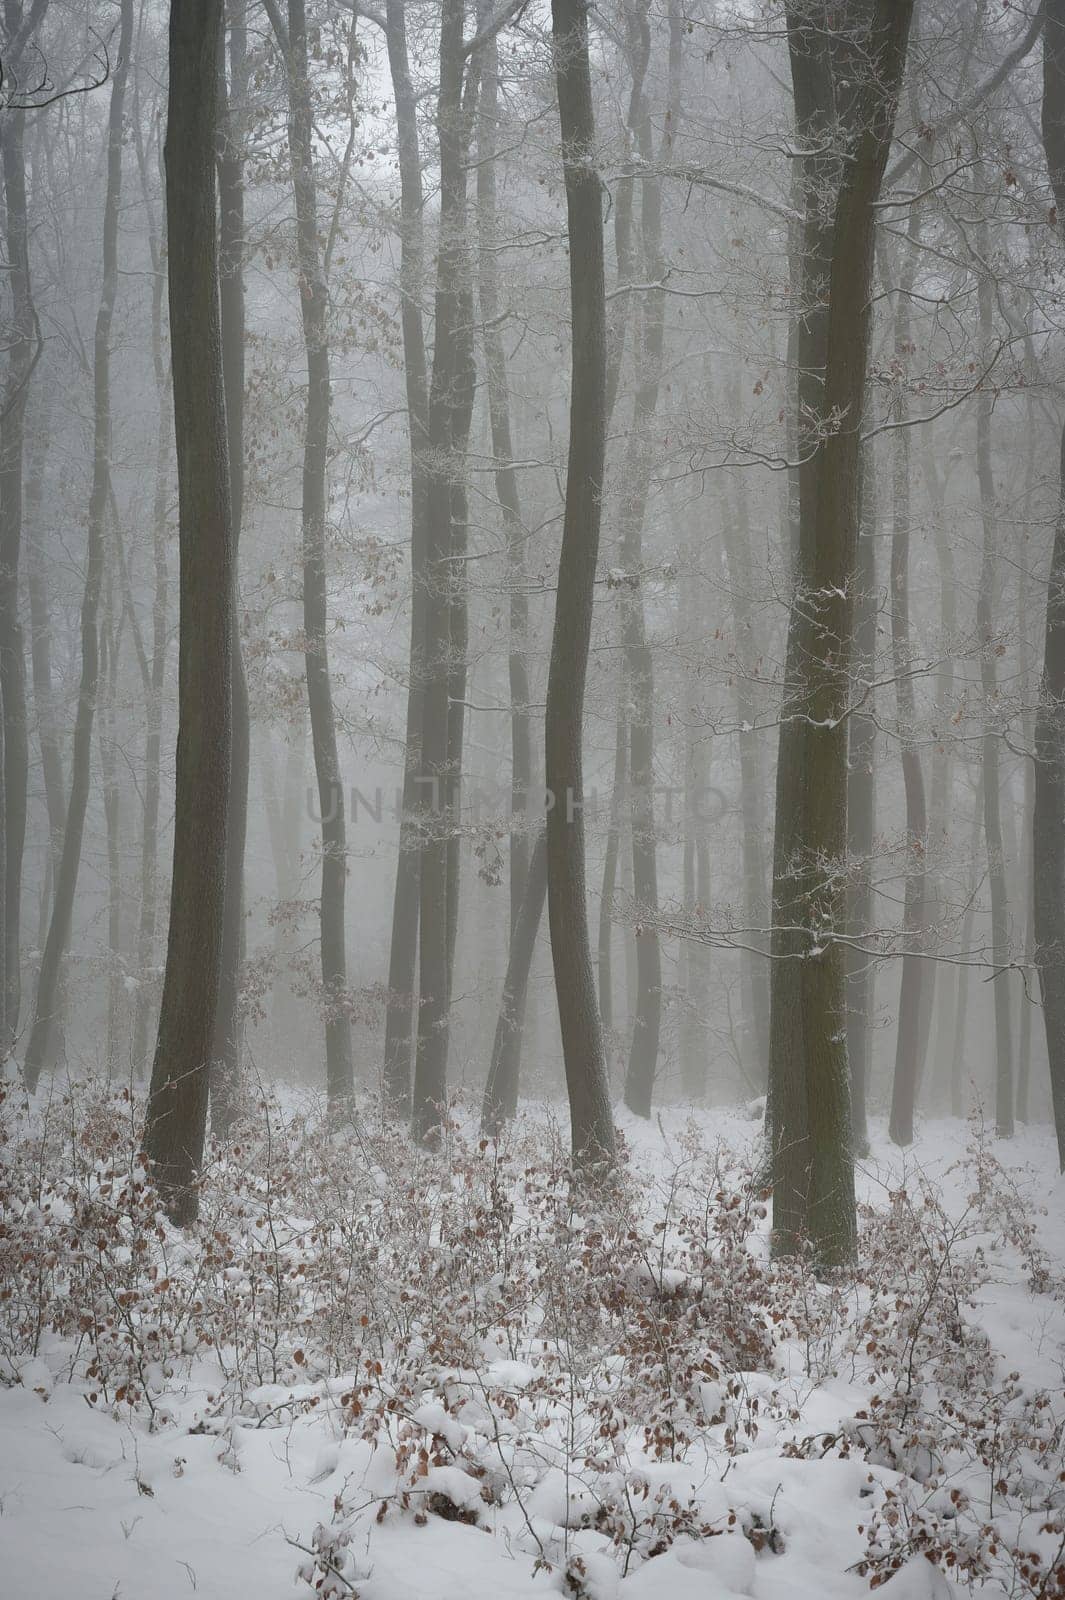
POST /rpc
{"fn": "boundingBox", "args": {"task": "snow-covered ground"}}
[1,1091,1062,1600]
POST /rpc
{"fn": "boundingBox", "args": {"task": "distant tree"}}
[23,0,134,1092]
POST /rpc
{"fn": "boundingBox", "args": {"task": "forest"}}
[2,0,1065,1596]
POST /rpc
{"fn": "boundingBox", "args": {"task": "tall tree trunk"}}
[924,441,958,1105]
[975,258,1013,1139]
[721,421,771,1084]
[131,113,171,1084]
[0,21,38,1049]
[211,1,251,1132]
[846,440,877,1153]
[476,31,533,943]
[270,0,355,1106]
[680,698,711,1101]
[618,0,666,1120]
[770,0,913,1266]
[598,687,627,1051]
[546,0,616,1167]
[99,566,123,1072]
[481,826,547,1134]
[1036,0,1065,1170]
[951,772,985,1117]
[887,222,931,1147]
[23,0,134,1092]
[144,0,235,1221]
[380,0,430,1116]
[412,0,478,1144]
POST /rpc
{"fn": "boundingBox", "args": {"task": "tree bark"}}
[770,0,913,1266]
[23,0,134,1092]
[412,0,478,1144]
[846,439,877,1153]
[1035,0,1065,1170]
[144,0,235,1221]
[380,0,430,1117]
[210,0,251,1133]
[546,0,616,1168]
[0,12,39,1048]
[975,257,1013,1139]
[887,221,931,1147]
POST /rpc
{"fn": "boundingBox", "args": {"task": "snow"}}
[1,1100,1062,1600]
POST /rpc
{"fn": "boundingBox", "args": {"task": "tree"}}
[1034,0,1065,1172]
[546,0,616,1167]
[23,0,134,1092]
[210,0,252,1133]
[379,0,430,1119]
[144,0,234,1221]
[265,0,356,1109]
[411,0,479,1145]
[0,0,48,1052]
[770,0,914,1266]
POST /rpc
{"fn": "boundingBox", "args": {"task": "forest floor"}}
[1,1085,1063,1600]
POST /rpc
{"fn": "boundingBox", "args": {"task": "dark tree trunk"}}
[546,0,616,1167]
[144,0,235,1221]
[1034,0,1065,1170]
[412,0,478,1145]
[23,0,134,1092]
[381,0,430,1117]
[770,0,913,1267]
[211,0,251,1133]
[846,440,877,1154]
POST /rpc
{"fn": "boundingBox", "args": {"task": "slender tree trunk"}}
[380,0,430,1116]
[598,688,627,1050]
[144,0,235,1221]
[412,0,478,1144]
[272,0,355,1106]
[546,0,615,1167]
[951,772,985,1117]
[23,0,134,1092]
[888,223,931,1147]
[846,439,877,1153]
[0,38,36,1048]
[924,441,958,1105]
[481,826,547,1134]
[1036,0,1065,1170]
[680,697,711,1101]
[975,260,1013,1138]
[770,0,913,1266]
[721,423,771,1084]
[128,100,171,1082]
[618,1,667,1120]
[211,0,251,1132]
[476,32,533,942]
[99,569,123,1072]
